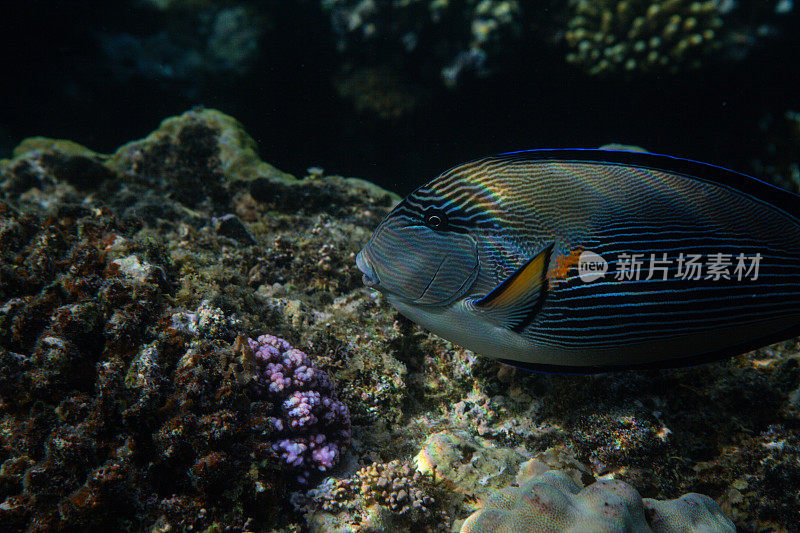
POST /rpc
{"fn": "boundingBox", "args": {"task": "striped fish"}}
[356,149,800,372]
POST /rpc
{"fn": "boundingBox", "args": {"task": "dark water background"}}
[2,0,800,194]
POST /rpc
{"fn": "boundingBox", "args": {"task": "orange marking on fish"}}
[548,247,584,288]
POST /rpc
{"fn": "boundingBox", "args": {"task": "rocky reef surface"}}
[1,109,799,531]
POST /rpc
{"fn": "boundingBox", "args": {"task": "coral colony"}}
[248,334,351,483]
[461,470,735,532]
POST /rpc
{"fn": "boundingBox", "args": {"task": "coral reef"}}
[0,108,398,530]
[1,108,799,531]
[564,0,723,76]
[414,430,528,497]
[322,0,791,87]
[335,459,436,516]
[694,423,800,531]
[563,0,796,76]
[100,3,265,86]
[322,0,524,87]
[716,0,796,61]
[0,202,167,400]
[460,469,735,532]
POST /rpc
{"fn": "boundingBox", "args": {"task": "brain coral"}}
[564,0,723,76]
[460,470,735,533]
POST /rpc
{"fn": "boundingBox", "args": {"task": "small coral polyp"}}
[565,0,723,75]
[248,334,351,483]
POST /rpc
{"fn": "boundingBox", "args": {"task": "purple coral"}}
[248,334,350,483]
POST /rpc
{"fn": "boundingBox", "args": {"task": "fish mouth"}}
[356,249,379,288]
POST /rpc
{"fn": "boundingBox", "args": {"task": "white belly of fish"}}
[387,294,540,361]
[387,294,800,369]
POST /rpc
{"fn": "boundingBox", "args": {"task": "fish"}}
[355,149,800,372]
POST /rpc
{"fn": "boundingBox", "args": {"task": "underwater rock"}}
[100,3,265,86]
[333,65,421,120]
[414,430,528,497]
[598,143,650,152]
[212,213,256,244]
[460,469,735,533]
[0,108,410,531]
[108,108,295,188]
[515,445,595,488]
[693,422,800,531]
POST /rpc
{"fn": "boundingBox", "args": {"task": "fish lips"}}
[356,249,379,288]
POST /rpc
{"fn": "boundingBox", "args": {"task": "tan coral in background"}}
[564,0,723,75]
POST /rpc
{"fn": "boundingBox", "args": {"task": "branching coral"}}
[305,458,450,532]
[325,459,436,515]
[247,334,351,483]
[564,0,723,75]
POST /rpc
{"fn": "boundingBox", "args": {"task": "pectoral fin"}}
[474,243,554,332]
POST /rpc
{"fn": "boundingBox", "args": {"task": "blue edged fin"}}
[475,243,554,332]
[496,148,800,222]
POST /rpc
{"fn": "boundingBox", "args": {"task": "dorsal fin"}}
[494,148,800,223]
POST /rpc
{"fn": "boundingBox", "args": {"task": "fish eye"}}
[425,212,447,229]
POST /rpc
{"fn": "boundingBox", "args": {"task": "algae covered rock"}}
[460,470,735,533]
[109,108,296,192]
[414,429,528,497]
[0,108,404,531]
